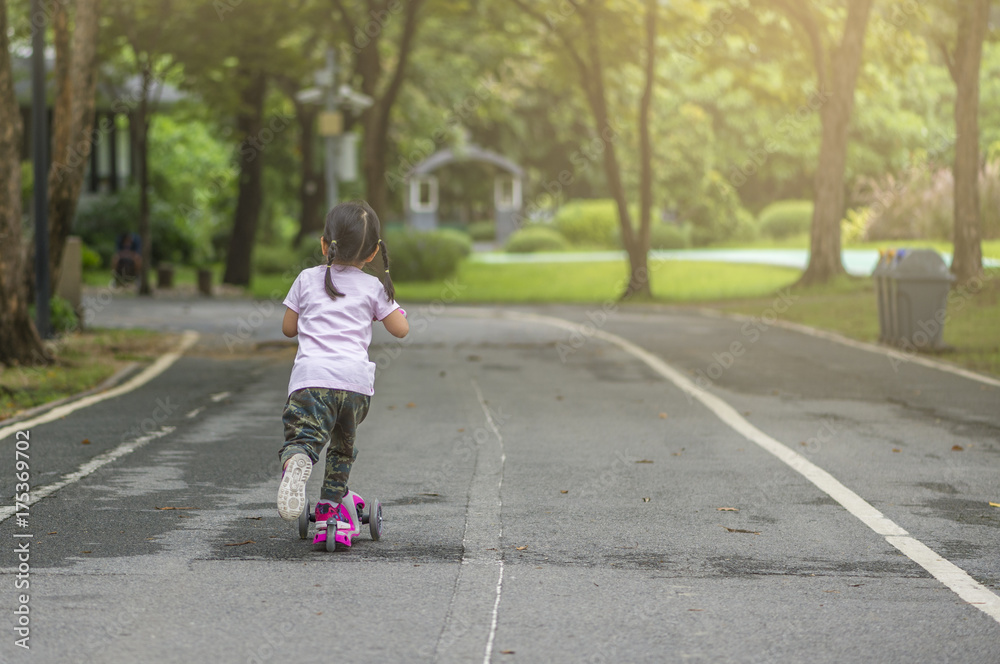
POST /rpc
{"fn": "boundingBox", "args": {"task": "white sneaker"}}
[277,454,312,521]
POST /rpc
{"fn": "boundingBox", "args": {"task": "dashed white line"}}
[185,407,205,419]
[210,391,231,403]
[0,427,175,523]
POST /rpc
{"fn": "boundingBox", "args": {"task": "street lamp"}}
[296,49,374,211]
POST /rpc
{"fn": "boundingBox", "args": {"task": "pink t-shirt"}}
[283,265,399,397]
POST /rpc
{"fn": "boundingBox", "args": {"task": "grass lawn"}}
[713,269,1000,377]
[712,234,1000,259]
[0,329,180,421]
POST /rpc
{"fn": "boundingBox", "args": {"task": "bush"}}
[467,221,496,242]
[758,200,814,240]
[29,296,78,335]
[81,244,102,271]
[553,199,621,248]
[855,168,952,241]
[254,242,325,276]
[504,226,570,253]
[434,228,473,257]
[648,223,691,250]
[384,229,467,281]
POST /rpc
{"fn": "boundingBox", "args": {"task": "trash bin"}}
[873,249,954,350]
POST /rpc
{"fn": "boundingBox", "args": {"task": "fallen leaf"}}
[467,354,481,361]
[407,402,416,408]
[245,516,262,520]
[743,411,751,416]
[81,438,91,445]
[556,395,564,401]
[636,459,654,464]
[671,451,682,457]
[716,507,739,512]
[420,492,440,497]
[642,497,651,502]
[952,445,964,451]
[688,609,703,612]
[387,405,396,410]
[48,531,57,535]
[82,550,92,554]
[457,428,465,432]
[722,527,760,535]
[225,540,255,547]
[155,506,196,510]
[823,590,840,593]
[560,490,569,494]
[989,502,1000,508]
[658,412,669,419]
[439,371,446,377]
[892,448,901,453]
[515,545,528,551]
[501,650,515,655]
[799,441,807,446]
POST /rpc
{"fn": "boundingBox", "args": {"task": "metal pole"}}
[31,0,50,339]
[324,48,339,212]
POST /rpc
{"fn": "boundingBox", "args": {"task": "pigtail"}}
[324,239,345,299]
[378,238,396,303]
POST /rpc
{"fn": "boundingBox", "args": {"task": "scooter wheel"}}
[325,521,338,552]
[368,499,382,541]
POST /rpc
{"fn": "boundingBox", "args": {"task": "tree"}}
[104,0,181,295]
[0,0,49,367]
[940,0,991,283]
[331,0,426,223]
[767,0,875,284]
[47,0,101,288]
[508,0,658,298]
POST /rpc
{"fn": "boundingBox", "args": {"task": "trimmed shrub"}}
[758,200,814,240]
[81,244,102,271]
[30,297,78,335]
[467,221,496,242]
[384,229,466,281]
[553,199,621,248]
[504,226,570,253]
[648,223,691,250]
[434,228,473,257]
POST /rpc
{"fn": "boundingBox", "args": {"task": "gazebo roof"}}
[408,144,524,179]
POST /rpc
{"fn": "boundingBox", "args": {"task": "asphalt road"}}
[1,293,998,663]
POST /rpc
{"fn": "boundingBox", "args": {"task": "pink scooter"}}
[298,490,383,552]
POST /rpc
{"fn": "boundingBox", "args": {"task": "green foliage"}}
[648,223,691,250]
[758,200,814,240]
[253,242,323,276]
[504,226,570,253]
[72,188,185,266]
[434,228,473,257]
[384,229,467,282]
[80,244,102,271]
[553,200,621,248]
[853,167,952,240]
[467,221,496,242]
[684,176,758,247]
[29,297,79,335]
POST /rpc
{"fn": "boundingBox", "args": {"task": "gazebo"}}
[405,144,524,243]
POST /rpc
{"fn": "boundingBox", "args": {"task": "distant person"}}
[276,200,409,550]
[111,233,141,285]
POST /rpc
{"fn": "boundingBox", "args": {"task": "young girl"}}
[276,201,408,548]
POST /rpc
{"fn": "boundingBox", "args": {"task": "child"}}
[276,201,409,548]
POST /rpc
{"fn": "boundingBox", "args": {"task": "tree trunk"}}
[797,0,873,286]
[949,0,989,284]
[628,0,657,300]
[223,70,267,287]
[137,65,153,295]
[0,0,49,367]
[293,102,325,247]
[47,0,101,287]
[580,1,650,299]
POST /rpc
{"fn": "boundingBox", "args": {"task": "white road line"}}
[210,391,231,403]
[0,427,175,524]
[475,380,506,664]
[433,379,506,663]
[185,407,205,419]
[496,310,1000,626]
[0,330,199,442]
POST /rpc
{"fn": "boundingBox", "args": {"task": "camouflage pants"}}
[280,388,371,502]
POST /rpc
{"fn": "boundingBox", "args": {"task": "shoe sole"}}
[277,455,312,521]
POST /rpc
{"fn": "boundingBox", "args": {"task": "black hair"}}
[322,200,395,303]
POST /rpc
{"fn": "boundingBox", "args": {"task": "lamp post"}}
[31,0,50,339]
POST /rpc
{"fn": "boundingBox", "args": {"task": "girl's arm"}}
[381,309,409,338]
[282,308,299,337]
